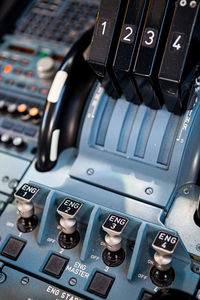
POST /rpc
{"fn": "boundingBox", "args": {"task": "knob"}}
[17,104,30,121]
[7,103,18,115]
[150,231,179,287]
[13,136,26,151]
[29,107,41,124]
[14,183,39,233]
[102,214,128,267]
[17,103,28,115]
[0,133,12,146]
[151,288,196,300]
[37,57,55,80]
[0,100,7,113]
[57,198,83,249]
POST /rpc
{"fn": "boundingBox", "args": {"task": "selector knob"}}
[13,136,26,151]
[14,183,40,233]
[102,213,128,267]
[150,231,179,287]
[0,100,7,112]
[0,133,12,146]
[57,198,83,249]
[7,103,18,115]
[37,57,55,80]
[29,107,41,125]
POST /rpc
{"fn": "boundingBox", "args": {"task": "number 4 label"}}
[171,32,185,52]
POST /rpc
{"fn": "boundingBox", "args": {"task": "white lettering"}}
[171,237,177,244]
[90,255,99,261]
[46,286,60,296]
[109,216,126,225]
[22,185,37,194]
[138,274,147,280]
[6,222,14,228]
[66,264,89,279]
[158,233,165,240]
[64,200,80,209]
[165,235,171,242]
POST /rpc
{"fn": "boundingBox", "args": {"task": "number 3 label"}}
[142,27,158,48]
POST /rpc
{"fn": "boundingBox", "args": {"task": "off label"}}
[103,214,129,233]
[14,183,39,201]
[153,231,179,252]
[58,199,83,216]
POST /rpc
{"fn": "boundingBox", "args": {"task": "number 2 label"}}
[121,24,137,44]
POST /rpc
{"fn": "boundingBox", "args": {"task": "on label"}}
[57,199,83,217]
[153,231,179,252]
[14,183,39,201]
[103,214,129,233]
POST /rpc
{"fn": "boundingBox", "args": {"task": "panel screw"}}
[8,178,18,189]
[180,0,187,6]
[21,276,29,285]
[145,187,153,195]
[183,188,189,195]
[2,176,9,183]
[68,277,77,286]
[0,273,6,284]
[190,1,197,8]
[192,264,200,274]
[87,168,94,175]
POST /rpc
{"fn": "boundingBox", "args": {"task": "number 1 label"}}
[96,18,110,37]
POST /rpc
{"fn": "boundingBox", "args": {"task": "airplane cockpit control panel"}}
[0,0,200,299]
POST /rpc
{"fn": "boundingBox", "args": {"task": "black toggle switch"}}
[133,0,175,109]
[88,0,128,99]
[102,213,128,267]
[150,231,179,287]
[14,183,40,233]
[159,0,200,114]
[113,0,149,105]
[57,198,83,249]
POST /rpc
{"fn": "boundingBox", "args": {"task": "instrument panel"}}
[0,1,200,300]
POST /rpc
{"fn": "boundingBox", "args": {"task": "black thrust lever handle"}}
[36,27,96,172]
